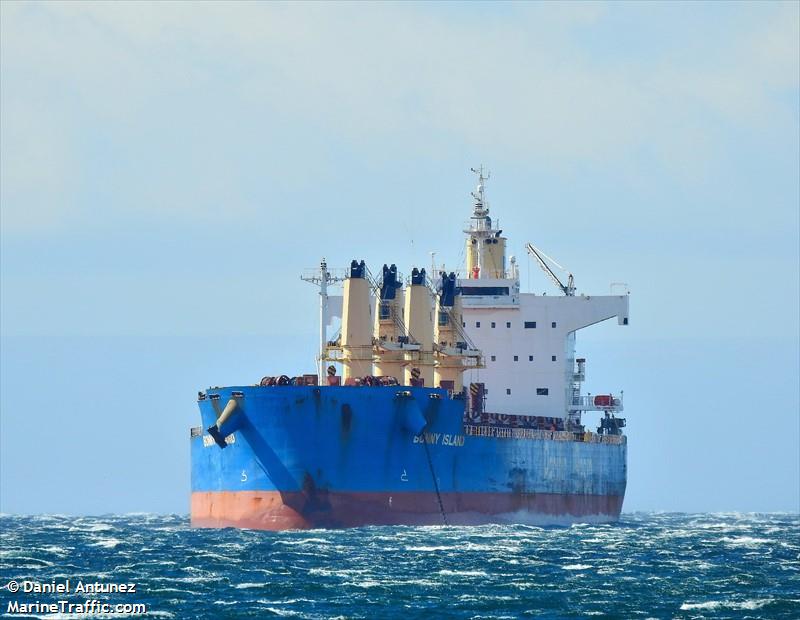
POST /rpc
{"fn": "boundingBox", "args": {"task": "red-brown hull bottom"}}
[191,491,624,530]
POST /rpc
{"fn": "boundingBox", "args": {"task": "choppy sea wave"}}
[0,512,797,618]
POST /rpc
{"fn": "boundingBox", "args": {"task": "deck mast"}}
[301,258,344,379]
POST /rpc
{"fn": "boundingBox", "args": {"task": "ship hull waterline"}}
[191,490,625,530]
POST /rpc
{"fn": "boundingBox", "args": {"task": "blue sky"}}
[1,1,798,514]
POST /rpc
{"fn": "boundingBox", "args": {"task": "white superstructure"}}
[303,168,629,429]
[461,293,627,418]
[459,168,629,424]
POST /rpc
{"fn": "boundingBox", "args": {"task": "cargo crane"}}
[524,242,575,296]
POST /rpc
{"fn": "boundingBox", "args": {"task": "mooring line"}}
[422,437,449,526]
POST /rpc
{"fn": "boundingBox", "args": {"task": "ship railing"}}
[376,338,421,352]
[321,345,375,364]
[463,425,625,445]
[462,218,501,233]
[301,267,348,282]
[450,268,518,281]
[568,394,624,412]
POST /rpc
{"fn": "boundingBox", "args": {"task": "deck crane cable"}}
[524,242,576,296]
[424,274,481,367]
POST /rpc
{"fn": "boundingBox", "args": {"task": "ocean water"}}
[0,513,797,619]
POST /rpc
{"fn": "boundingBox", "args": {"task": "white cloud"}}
[1,1,797,234]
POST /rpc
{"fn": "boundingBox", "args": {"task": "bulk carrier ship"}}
[191,169,630,530]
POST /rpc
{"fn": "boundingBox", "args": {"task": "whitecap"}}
[149,587,200,595]
[196,550,240,562]
[173,576,220,583]
[69,522,114,533]
[685,600,715,610]
[562,563,592,570]
[37,545,70,555]
[437,569,488,577]
[462,542,498,551]
[308,567,367,577]
[234,582,266,589]
[681,599,773,611]
[307,567,334,576]
[488,557,522,565]
[395,579,439,587]
[736,598,773,610]
[721,536,772,547]
[90,538,123,549]
[257,604,304,617]
[2,556,54,567]
[345,579,383,588]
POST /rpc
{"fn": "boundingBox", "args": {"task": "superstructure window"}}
[506,389,511,395]
[528,355,533,361]
[379,302,391,320]
[476,321,481,328]
[458,286,510,296]
[525,321,536,329]
[491,322,496,328]
[551,322,557,328]
[536,388,549,396]
[506,322,511,328]
[438,311,449,326]
[513,355,518,361]
[491,355,496,362]
[552,355,557,361]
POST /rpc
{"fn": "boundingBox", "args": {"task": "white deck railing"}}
[568,394,624,412]
[464,425,625,444]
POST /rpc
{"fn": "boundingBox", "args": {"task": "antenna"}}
[470,165,490,207]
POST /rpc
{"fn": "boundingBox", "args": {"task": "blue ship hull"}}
[191,385,626,530]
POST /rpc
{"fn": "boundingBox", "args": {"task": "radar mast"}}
[464,166,507,279]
